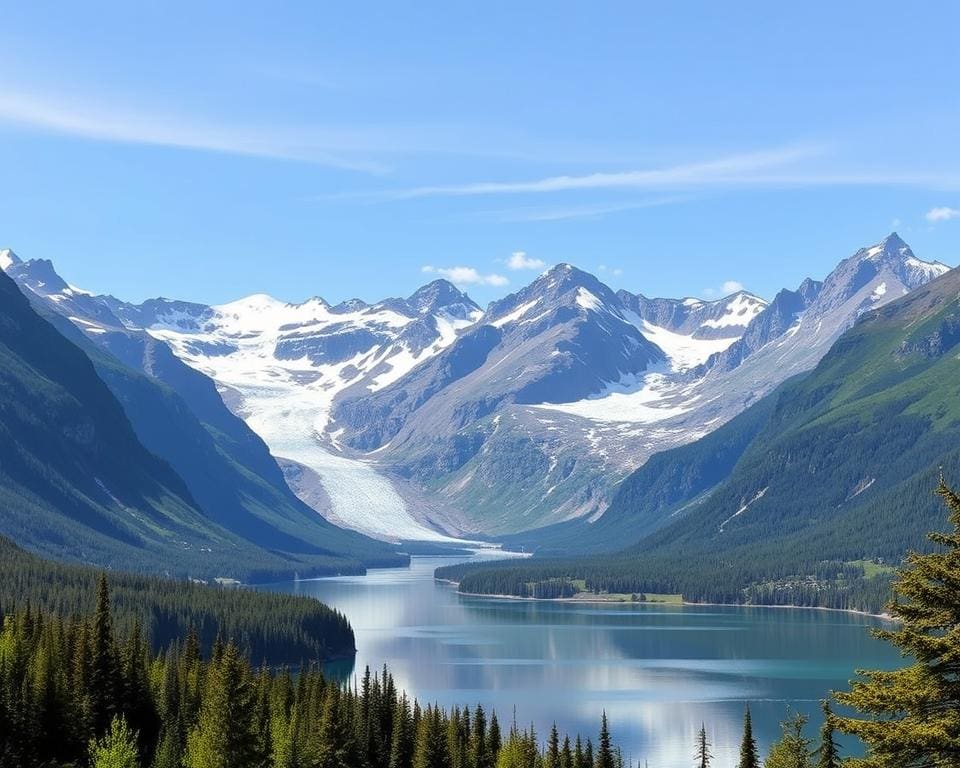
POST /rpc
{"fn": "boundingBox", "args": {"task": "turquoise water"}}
[261,554,900,768]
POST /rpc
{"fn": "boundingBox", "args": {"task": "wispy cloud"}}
[370,145,960,200]
[597,264,623,277]
[506,251,546,270]
[421,265,508,287]
[0,89,390,173]
[495,196,686,222]
[381,147,820,198]
[925,206,960,222]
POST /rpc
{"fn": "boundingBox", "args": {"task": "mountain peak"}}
[882,231,905,246]
[407,279,478,315]
[0,249,21,271]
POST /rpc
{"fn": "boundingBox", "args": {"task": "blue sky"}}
[1,2,959,305]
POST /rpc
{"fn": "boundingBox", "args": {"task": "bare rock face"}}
[6,234,948,539]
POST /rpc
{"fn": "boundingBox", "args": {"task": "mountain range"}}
[0,233,951,553]
[436,250,960,610]
[0,252,403,579]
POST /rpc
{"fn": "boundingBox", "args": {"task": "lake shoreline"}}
[438,578,896,621]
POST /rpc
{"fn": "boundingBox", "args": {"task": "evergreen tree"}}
[736,706,759,768]
[546,723,560,768]
[121,619,157,757]
[812,702,840,768]
[0,575,633,768]
[835,479,960,767]
[695,723,711,768]
[573,736,584,768]
[489,711,502,759]
[560,736,573,768]
[595,713,614,768]
[469,705,489,768]
[183,643,262,768]
[89,715,141,768]
[764,712,812,768]
[390,693,415,768]
[90,574,121,737]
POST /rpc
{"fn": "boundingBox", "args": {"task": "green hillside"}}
[441,266,960,611]
[0,534,354,664]
[40,306,403,569]
[0,270,397,580]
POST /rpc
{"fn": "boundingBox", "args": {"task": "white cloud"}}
[368,145,960,201]
[421,265,508,287]
[0,89,391,173]
[703,280,745,298]
[506,251,546,270]
[494,196,686,222]
[388,147,818,198]
[925,206,960,222]
[597,264,623,277]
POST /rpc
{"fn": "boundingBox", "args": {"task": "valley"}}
[3,233,947,549]
[5,8,960,766]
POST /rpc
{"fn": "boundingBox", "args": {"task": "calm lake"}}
[261,554,900,768]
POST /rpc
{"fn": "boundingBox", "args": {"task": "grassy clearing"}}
[847,559,897,578]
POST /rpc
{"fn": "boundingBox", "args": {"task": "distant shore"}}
[437,578,896,621]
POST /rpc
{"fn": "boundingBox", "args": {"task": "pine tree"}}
[121,619,157,757]
[89,715,141,768]
[182,643,262,768]
[737,706,759,768]
[764,711,812,768]
[573,736,584,768]
[90,575,121,737]
[390,693,415,768]
[812,702,840,768]
[560,736,573,768]
[595,713,614,768]
[695,723,711,768]
[835,478,960,767]
[488,711,502,759]
[546,723,560,768]
[469,705,489,768]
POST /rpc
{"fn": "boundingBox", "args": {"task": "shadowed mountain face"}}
[2,233,949,540]
[325,235,947,535]
[621,261,960,564]
[512,259,960,557]
[1,254,404,573]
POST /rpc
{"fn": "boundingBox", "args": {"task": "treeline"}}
[0,535,354,664]
[0,578,622,768]
[438,553,894,613]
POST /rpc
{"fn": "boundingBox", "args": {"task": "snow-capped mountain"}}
[2,234,949,541]
[328,234,949,535]
[618,290,767,342]
[104,280,481,541]
[1,251,404,567]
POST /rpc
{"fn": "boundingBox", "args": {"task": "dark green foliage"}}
[834,479,960,766]
[764,712,812,768]
[0,268,402,580]
[813,702,840,768]
[39,305,405,574]
[442,270,960,613]
[737,706,759,768]
[595,713,613,768]
[0,579,616,768]
[0,537,355,664]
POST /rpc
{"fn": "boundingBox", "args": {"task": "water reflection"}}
[260,555,899,768]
